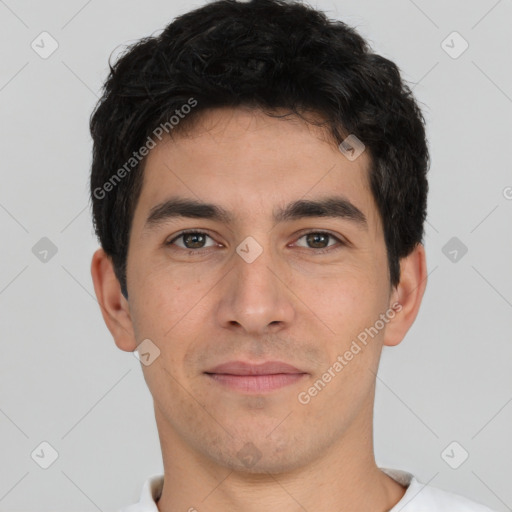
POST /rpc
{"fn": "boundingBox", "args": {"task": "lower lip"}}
[206,373,307,393]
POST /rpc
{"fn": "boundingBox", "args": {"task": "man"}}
[89,1,497,510]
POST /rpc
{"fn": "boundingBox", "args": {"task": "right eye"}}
[166,230,219,250]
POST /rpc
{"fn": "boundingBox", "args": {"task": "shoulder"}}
[405,479,498,511]
[381,468,499,512]
[118,474,164,512]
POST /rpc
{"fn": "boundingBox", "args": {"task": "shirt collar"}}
[131,468,416,511]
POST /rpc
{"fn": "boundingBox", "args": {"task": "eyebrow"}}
[143,196,367,232]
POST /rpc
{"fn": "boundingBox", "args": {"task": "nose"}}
[215,240,296,335]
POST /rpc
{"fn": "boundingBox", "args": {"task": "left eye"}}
[295,232,342,249]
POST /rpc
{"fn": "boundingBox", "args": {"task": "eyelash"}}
[165,229,346,254]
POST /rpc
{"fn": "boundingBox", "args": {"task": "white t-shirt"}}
[120,467,498,512]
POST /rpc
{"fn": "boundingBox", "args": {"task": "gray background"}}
[0,0,511,510]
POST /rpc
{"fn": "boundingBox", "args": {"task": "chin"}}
[203,430,313,475]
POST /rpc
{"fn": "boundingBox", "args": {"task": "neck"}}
[154,399,406,512]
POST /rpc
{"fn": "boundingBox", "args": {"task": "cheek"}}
[303,264,379,316]
[306,268,387,360]
[129,267,218,370]
[130,254,203,317]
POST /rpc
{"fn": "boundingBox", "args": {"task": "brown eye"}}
[295,232,341,250]
[182,233,207,248]
[306,233,329,248]
[167,231,216,249]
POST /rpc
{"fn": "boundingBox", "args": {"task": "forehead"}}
[133,107,381,235]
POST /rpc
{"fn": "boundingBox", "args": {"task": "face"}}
[124,107,399,473]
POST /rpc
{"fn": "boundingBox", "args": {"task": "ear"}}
[90,248,137,352]
[383,243,427,347]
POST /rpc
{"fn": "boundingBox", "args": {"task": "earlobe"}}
[90,248,138,352]
[383,243,428,348]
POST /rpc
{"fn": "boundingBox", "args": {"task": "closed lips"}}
[204,361,307,375]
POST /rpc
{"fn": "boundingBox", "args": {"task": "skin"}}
[91,107,427,512]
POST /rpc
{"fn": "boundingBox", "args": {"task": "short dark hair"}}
[90,0,429,299]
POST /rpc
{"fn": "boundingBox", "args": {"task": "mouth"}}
[204,361,308,393]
